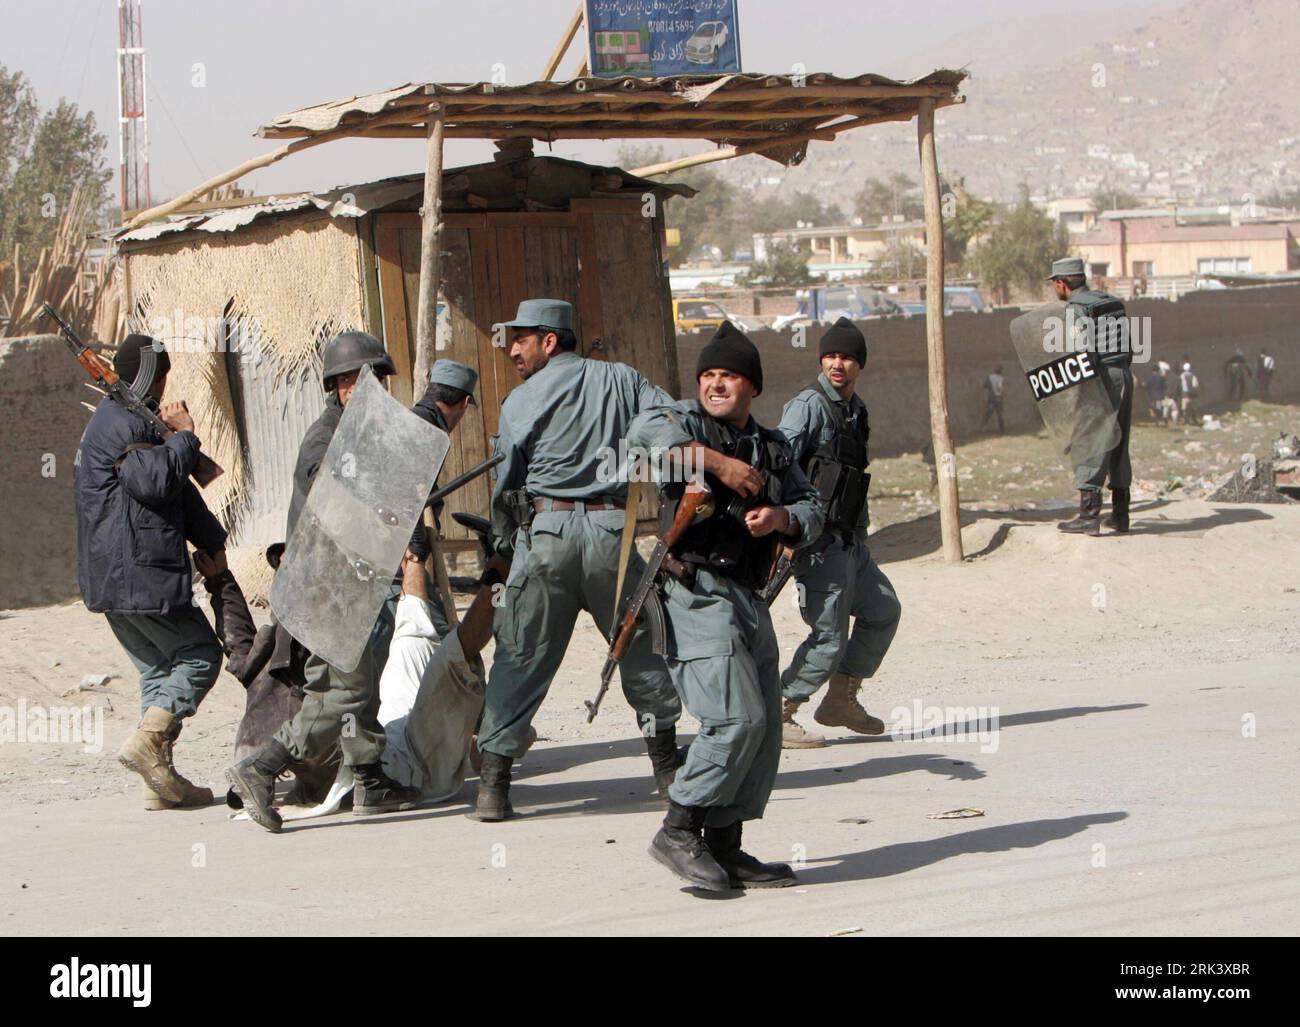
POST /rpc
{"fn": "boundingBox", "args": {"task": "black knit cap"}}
[819,316,867,365]
[696,319,763,395]
[113,333,171,388]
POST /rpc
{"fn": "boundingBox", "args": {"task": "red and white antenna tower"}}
[116,0,151,217]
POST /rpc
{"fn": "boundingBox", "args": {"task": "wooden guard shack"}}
[115,154,692,552]
[121,70,969,564]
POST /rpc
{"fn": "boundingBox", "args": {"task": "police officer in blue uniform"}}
[471,299,683,821]
[775,317,901,748]
[1049,258,1134,534]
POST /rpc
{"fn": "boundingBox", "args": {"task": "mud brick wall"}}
[0,335,92,608]
[676,284,1300,457]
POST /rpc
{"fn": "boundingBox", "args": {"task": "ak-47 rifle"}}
[758,545,796,606]
[425,452,504,508]
[42,302,224,488]
[586,481,713,723]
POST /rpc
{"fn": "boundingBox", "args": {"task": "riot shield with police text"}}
[1010,302,1120,475]
[271,365,450,673]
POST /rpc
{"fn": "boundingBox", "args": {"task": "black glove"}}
[408,521,431,561]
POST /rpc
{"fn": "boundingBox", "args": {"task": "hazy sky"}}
[1,0,1165,202]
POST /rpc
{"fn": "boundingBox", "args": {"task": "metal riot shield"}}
[271,365,450,673]
[1010,301,1120,474]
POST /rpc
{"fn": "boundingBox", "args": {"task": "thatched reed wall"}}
[124,214,364,528]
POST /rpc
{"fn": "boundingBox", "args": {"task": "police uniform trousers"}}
[274,583,398,767]
[478,506,681,758]
[660,568,782,827]
[1075,364,1133,491]
[780,534,901,704]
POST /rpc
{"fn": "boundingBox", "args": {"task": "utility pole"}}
[117,0,151,220]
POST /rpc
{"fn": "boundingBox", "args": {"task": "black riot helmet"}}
[321,331,396,389]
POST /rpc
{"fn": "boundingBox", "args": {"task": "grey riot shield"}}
[271,365,450,673]
[1010,302,1120,473]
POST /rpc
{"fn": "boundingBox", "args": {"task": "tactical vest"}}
[800,382,871,539]
[659,413,790,592]
[1067,289,1130,368]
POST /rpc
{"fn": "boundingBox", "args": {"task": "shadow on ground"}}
[799,811,1129,883]
[872,502,1272,563]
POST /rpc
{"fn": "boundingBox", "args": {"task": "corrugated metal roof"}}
[113,157,693,244]
[256,71,966,149]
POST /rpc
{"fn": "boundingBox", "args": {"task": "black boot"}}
[469,751,514,822]
[225,740,292,833]
[1103,487,1130,533]
[1057,490,1102,535]
[648,801,731,892]
[352,763,421,815]
[704,821,797,889]
[644,726,687,801]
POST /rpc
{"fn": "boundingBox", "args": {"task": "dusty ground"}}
[1,407,1298,935]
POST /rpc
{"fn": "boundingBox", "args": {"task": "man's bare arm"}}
[456,555,509,659]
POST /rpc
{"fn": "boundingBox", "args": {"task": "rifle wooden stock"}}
[44,301,223,488]
[587,483,710,723]
[607,483,708,656]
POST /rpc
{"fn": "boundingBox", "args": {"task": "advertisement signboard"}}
[583,1,742,77]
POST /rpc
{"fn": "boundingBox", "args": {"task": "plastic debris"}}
[927,807,985,820]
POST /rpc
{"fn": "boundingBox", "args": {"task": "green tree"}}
[742,239,812,287]
[977,188,1070,303]
[942,183,996,268]
[0,65,111,294]
[619,145,746,263]
[1260,187,1300,210]
[854,172,923,224]
[1089,186,1141,212]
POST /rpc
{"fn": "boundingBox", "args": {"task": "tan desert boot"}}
[158,720,213,807]
[118,707,186,803]
[814,673,885,735]
[142,781,176,811]
[781,699,827,749]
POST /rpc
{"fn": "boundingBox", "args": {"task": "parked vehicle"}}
[684,21,729,64]
[943,286,989,313]
[771,286,906,331]
[896,288,991,318]
[673,297,753,334]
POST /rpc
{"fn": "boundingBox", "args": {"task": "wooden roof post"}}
[542,3,585,80]
[918,98,964,564]
[413,103,446,394]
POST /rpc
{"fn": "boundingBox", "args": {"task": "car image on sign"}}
[684,21,729,64]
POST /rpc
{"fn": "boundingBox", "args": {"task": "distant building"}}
[1074,209,1300,279]
[753,218,928,280]
[1045,197,1097,235]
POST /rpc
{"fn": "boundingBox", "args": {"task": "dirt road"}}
[2,498,1298,935]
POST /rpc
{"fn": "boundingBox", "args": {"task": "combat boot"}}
[1103,487,1131,534]
[157,718,213,808]
[1057,490,1102,535]
[469,725,536,775]
[469,751,514,821]
[644,726,687,800]
[703,821,797,889]
[118,707,187,803]
[648,801,731,892]
[225,740,293,833]
[352,763,421,815]
[814,674,885,735]
[781,699,827,748]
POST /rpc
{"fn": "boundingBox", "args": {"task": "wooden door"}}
[374,211,608,544]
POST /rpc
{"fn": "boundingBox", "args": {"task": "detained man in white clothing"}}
[266,548,506,821]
